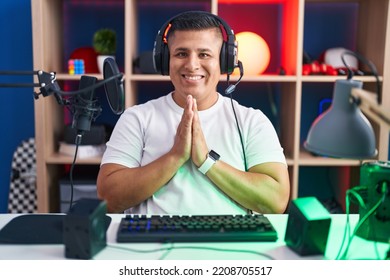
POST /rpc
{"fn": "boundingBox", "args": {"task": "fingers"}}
[191,97,209,167]
[171,95,208,167]
[171,95,194,164]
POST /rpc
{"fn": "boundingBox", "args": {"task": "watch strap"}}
[198,156,215,175]
[198,150,220,175]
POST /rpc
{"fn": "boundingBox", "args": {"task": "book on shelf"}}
[58,141,106,158]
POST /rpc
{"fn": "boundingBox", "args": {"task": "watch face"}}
[209,150,220,161]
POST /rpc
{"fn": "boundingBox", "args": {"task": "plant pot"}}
[97,55,115,74]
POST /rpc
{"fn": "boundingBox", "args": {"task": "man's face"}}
[168,28,222,110]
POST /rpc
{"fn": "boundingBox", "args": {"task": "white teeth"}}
[184,75,202,80]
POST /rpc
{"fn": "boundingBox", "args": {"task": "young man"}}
[97,11,290,214]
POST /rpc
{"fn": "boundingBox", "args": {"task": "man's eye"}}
[175,52,187,57]
[199,53,210,58]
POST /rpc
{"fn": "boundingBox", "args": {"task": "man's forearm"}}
[205,161,290,214]
[97,152,185,212]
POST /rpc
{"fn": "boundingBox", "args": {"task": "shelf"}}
[300,75,382,83]
[56,73,103,80]
[298,151,363,166]
[47,153,102,165]
[31,0,390,212]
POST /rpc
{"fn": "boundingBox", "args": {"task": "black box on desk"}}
[63,198,108,259]
[60,179,98,213]
[285,197,331,256]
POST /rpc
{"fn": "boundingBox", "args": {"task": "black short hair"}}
[167,11,223,40]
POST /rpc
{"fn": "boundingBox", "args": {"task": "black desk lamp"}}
[304,51,390,248]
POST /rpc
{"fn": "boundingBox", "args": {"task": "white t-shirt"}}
[101,92,286,215]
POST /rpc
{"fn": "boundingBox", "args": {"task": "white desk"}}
[0,214,388,260]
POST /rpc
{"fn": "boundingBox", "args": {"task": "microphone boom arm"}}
[1,58,125,120]
[0,70,64,104]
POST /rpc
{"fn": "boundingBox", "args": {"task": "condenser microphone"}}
[71,75,102,135]
[103,57,125,115]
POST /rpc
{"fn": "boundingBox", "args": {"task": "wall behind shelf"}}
[0,0,34,213]
[303,2,359,60]
[63,1,125,72]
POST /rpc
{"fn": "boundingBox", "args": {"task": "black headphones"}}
[153,11,238,76]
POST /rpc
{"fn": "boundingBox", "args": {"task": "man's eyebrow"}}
[172,47,213,52]
[172,47,189,52]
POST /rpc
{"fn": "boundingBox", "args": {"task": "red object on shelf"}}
[69,47,99,74]
[302,61,338,76]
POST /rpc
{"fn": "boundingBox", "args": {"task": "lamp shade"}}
[304,79,377,159]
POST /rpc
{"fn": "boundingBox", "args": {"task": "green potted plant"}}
[93,28,116,73]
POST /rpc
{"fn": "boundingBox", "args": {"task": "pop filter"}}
[103,58,124,114]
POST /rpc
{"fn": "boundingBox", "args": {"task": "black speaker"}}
[153,11,238,75]
[63,198,108,259]
[284,197,331,256]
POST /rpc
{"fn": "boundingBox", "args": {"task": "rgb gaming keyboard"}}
[116,214,277,243]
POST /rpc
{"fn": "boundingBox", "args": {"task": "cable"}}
[106,243,275,260]
[225,61,247,172]
[68,134,83,213]
[335,187,355,260]
[341,50,381,103]
[335,186,368,260]
[336,187,385,260]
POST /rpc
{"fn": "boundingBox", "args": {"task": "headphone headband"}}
[153,11,238,75]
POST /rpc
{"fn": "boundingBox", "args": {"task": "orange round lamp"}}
[234,31,270,75]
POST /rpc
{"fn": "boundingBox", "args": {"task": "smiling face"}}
[168,28,223,110]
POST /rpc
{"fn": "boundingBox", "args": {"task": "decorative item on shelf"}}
[68,59,85,75]
[302,50,338,76]
[93,28,116,74]
[233,31,270,75]
[302,48,364,76]
[319,47,361,76]
[302,60,338,76]
[70,47,99,73]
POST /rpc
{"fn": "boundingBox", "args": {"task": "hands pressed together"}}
[171,95,209,168]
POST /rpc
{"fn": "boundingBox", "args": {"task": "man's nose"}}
[185,53,200,70]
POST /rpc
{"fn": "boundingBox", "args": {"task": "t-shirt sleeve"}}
[100,108,144,168]
[245,110,287,169]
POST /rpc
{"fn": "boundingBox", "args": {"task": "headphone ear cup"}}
[220,42,228,74]
[161,44,170,75]
[153,36,163,74]
[220,39,237,75]
[153,32,170,76]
